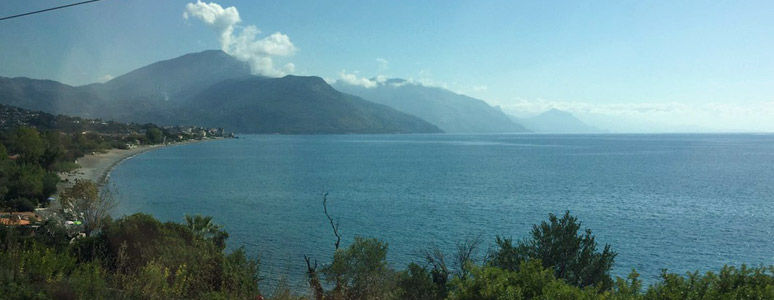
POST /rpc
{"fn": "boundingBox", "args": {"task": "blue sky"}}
[2,0,773,131]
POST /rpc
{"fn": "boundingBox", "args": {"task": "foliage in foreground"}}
[488,211,617,290]
[301,211,774,300]
[4,211,774,299]
[0,213,260,300]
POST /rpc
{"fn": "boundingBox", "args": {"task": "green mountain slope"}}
[180,76,443,134]
[0,77,103,119]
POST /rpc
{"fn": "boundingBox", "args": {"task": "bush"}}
[396,263,444,300]
[322,236,397,299]
[489,211,617,290]
[9,197,36,212]
[0,213,262,299]
[450,260,601,300]
[644,265,774,300]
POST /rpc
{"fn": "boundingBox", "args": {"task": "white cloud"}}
[470,85,488,92]
[98,74,114,83]
[403,77,447,89]
[338,70,377,88]
[183,1,240,46]
[184,1,296,77]
[374,75,388,84]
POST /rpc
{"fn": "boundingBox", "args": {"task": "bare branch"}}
[422,246,449,276]
[304,255,324,300]
[322,191,341,250]
[455,235,484,280]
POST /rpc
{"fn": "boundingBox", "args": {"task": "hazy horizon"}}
[1,0,773,132]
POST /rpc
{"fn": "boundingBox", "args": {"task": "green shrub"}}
[396,262,444,300]
[322,236,398,300]
[489,211,616,290]
[450,260,601,300]
[9,197,36,212]
[644,265,774,300]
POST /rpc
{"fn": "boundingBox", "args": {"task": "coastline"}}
[58,139,217,187]
[30,138,223,226]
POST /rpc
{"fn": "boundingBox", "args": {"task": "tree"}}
[489,211,617,290]
[0,144,12,203]
[11,126,45,164]
[146,127,164,144]
[184,214,228,249]
[396,263,444,300]
[40,131,65,170]
[0,144,11,203]
[9,163,45,204]
[322,237,397,300]
[60,180,118,236]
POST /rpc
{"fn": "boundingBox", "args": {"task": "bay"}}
[111,133,774,289]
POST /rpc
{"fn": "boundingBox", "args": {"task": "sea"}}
[111,133,774,290]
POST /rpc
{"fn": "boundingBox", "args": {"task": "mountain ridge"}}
[0,50,442,134]
[334,79,529,133]
[180,75,442,134]
[511,108,603,133]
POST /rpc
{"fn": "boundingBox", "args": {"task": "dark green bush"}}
[489,211,617,290]
[9,197,36,212]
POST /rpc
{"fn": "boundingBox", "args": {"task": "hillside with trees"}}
[0,104,229,212]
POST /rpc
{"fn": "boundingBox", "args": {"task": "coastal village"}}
[0,104,233,232]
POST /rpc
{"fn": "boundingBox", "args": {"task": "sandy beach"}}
[59,145,162,186]
[59,139,215,187]
[33,139,219,221]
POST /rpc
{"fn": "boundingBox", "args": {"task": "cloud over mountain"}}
[184,1,296,77]
[338,71,379,88]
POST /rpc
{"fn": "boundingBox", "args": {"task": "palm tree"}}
[184,214,224,241]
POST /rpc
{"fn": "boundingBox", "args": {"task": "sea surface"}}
[112,134,774,289]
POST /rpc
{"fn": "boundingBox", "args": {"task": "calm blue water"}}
[112,134,774,289]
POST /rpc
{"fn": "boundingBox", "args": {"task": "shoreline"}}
[35,138,223,222]
[58,138,218,188]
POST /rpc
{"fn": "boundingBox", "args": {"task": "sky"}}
[1,0,773,132]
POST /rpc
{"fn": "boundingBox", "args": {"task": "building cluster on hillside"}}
[0,104,41,129]
[163,125,234,140]
[1,104,234,146]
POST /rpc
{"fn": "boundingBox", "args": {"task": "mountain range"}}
[511,108,603,133]
[335,79,527,133]
[0,50,441,134]
[0,50,601,134]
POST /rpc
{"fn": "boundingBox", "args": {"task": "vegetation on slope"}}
[0,104,223,212]
[0,212,260,299]
[3,209,773,299]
